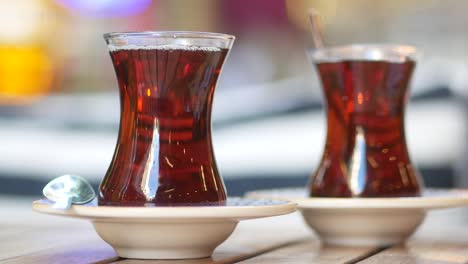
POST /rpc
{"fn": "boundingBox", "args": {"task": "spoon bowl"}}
[43,174,95,209]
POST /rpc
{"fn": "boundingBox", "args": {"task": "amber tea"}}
[309,45,424,197]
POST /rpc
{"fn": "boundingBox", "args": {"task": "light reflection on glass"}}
[348,126,367,196]
[140,118,160,200]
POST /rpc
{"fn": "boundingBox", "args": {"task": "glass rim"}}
[310,43,420,63]
[103,31,235,41]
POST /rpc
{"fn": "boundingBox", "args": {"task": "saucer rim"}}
[32,198,297,220]
[246,188,468,210]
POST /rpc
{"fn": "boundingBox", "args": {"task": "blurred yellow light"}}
[0,46,52,104]
[285,0,338,32]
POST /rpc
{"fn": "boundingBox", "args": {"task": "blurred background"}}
[0,0,467,197]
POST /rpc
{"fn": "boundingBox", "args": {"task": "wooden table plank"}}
[232,239,381,264]
[358,243,468,264]
[0,240,118,264]
[357,208,468,264]
[0,225,104,260]
[0,202,107,260]
[114,240,305,264]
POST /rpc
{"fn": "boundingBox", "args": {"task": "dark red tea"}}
[99,46,228,206]
[309,59,423,197]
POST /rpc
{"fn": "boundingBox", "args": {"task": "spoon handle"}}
[53,197,73,210]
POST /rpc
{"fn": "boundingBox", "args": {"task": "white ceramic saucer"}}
[33,198,296,259]
[246,188,468,247]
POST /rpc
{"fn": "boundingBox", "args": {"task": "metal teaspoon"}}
[43,174,95,209]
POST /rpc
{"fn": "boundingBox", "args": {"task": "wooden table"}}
[2,196,468,264]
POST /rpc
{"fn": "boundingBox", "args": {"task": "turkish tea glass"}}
[309,44,424,197]
[100,31,234,206]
